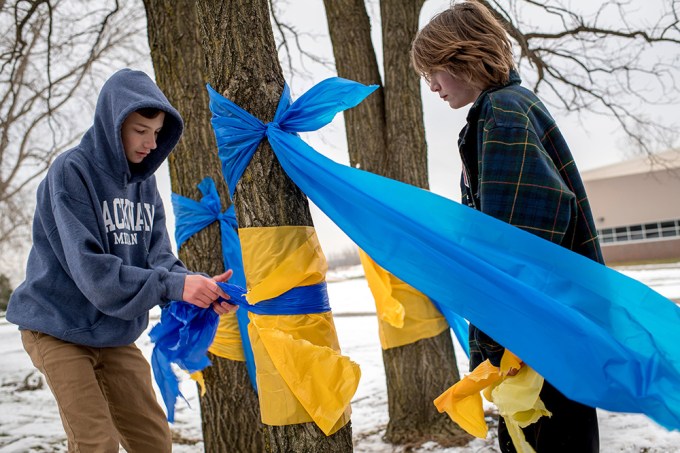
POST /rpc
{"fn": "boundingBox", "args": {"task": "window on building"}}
[629,225,643,240]
[661,221,678,237]
[597,219,680,244]
[644,222,660,239]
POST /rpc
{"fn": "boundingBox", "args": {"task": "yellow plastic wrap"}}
[434,359,500,438]
[488,364,550,453]
[434,351,549,452]
[190,371,207,396]
[207,311,246,361]
[359,250,448,349]
[241,226,326,304]
[240,226,359,435]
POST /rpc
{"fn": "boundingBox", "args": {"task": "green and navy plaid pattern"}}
[459,71,604,369]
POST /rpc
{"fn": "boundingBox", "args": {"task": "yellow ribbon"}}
[240,226,359,435]
[359,250,449,349]
[434,351,550,452]
[243,226,326,304]
[207,311,245,361]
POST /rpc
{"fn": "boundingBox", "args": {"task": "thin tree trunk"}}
[195,1,353,451]
[323,0,387,172]
[325,0,470,447]
[382,332,468,446]
[200,352,264,450]
[380,0,428,186]
[142,1,265,451]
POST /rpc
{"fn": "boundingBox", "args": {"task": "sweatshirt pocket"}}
[62,316,105,338]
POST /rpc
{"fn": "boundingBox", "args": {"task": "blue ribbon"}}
[431,298,469,357]
[207,76,680,430]
[209,80,471,357]
[148,300,219,422]
[172,178,245,281]
[218,282,331,315]
[149,177,258,421]
[171,177,256,387]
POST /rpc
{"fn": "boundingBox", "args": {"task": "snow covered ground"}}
[1,262,679,452]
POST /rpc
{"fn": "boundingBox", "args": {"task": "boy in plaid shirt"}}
[411,2,602,451]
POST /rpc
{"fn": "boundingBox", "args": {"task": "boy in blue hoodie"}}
[7,68,235,452]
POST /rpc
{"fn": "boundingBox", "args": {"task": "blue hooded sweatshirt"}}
[7,69,189,347]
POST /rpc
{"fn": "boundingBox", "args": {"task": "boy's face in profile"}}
[428,70,481,110]
[121,111,165,164]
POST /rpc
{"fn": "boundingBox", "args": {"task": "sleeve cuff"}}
[163,272,186,302]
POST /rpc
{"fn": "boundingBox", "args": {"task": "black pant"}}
[498,379,599,453]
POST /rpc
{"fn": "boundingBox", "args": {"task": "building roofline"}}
[581,149,680,181]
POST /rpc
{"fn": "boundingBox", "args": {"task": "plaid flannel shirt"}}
[460,71,604,369]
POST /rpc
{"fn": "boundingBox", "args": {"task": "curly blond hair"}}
[411,1,514,90]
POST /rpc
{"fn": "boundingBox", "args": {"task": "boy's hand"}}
[212,269,234,283]
[212,300,238,315]
[505,362,524,377]
[211,269,238,315]
[182,274,230,308]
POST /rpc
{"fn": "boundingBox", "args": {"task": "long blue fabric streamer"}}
[430,298,469,357]
[207,77,680,430]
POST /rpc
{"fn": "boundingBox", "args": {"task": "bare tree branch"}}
[478,0,680,156]
[268,0,334,84]
[0,0,146,263]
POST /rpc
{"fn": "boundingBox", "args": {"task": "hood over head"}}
[81,68,183,185]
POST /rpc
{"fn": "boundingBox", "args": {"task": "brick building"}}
[581,149,680,264]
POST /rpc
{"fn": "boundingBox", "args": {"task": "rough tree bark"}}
[142,1,265,451]
[324,0,469,447]
[194,1,353,451]
[479,0,680,154]
[379,0,428,186]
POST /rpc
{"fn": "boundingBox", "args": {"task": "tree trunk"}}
[382,332,469,446]
[325,0,469,447]
[264,424,354,452]
[380,0,428,187]
[142,1,265,452]
[200,352,264,451]
[323,0,387,172]
[195,1,353,451]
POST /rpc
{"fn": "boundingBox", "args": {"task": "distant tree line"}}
[326,247,361,270]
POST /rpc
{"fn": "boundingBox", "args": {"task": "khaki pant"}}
[21,330,172,453]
